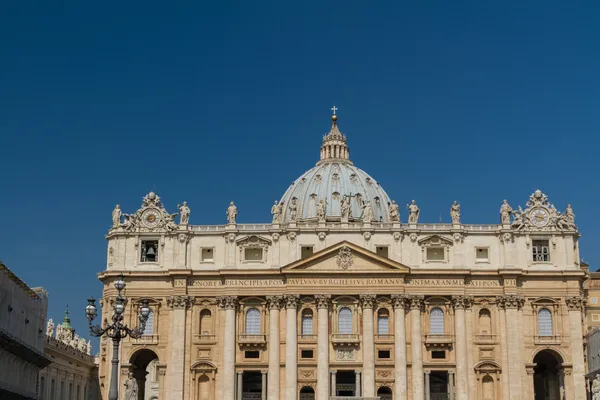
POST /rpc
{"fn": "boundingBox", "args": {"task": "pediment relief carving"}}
[236,235,271,248]
[417,235,453,247]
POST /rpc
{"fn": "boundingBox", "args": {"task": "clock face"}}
[530,208,549,227]
[142,209,161,228]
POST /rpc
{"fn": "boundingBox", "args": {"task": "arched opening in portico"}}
[299,386,315,400]
[533,349,564,400]
[129,348,159,400]
[377,386,392,400]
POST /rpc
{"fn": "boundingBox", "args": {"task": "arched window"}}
[200,310,212,335]
[143,309,154,335]
[377,386,393,400]
[338,307,353,334]
[302,309,314,335]
[478,309,492,335]
[246,308,261,335]
[377,309,389,335]
[429,307,444,334]
[538,308,553,336]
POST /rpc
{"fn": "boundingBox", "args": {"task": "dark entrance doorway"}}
[335,370,356,396]
[129,348,159,400]
[299,386,315,400]
[242,371,262,400]
[533,350,563,400]
[430,371,450,400]
[377,386,392,400]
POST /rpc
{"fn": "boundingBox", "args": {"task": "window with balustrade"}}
[245,308,261,335]
[338,307,353,334]
[142,309,154,335]
[429,307,444,334]
[538,308,553,336]
[377,309,389,335]
[301,309,313,335]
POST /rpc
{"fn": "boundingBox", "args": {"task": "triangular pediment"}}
[281,241,410,274]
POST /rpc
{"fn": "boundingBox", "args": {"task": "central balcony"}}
[298,334,317,343]
[331,333,360,346]
[374,334,394,343]
[425,334,454,348]
[238,334,267,348]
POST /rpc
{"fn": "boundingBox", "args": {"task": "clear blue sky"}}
[1,1,598,345]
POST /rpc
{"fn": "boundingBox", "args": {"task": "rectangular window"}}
[432,350,446,359]
[376,246,389,258]
[377,350,391,359]
[476,247,489,261]
[201,248,214,262]
[591,297,598,305]
[141,240,159,263]
[301,349,314,359]
[532,240,550,262]
[593,314,600,322]
[245,350,260,359]
[426,247,445,261]
[301,246,314,259]
[244,248,263,262]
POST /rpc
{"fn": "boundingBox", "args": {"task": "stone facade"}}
[0,261,51,399]
[97,114,588,400]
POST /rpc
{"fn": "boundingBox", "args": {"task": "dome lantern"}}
[318,106,351,165]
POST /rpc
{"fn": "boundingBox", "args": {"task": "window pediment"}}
[418,235,453,247]
[236,235,271,248]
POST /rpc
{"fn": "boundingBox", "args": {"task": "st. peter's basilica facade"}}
[98,112,587,400]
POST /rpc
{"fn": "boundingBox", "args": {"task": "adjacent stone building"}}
[38,309,100,400]
[98,112,588,400]
[0,261,51,399]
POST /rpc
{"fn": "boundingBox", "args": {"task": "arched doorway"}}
[129,349,159,400]
[533,349,563,400]
[190,362,217,400]
[299,386,315,400]
[377,386,392,400]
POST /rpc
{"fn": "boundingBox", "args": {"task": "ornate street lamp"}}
[85,274,150,400]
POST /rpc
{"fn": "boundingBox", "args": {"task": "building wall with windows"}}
[0,261,51,399]
[96,114,588,400]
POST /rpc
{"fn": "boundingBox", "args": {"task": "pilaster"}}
[565,296,586,400]
[452,295,473,400]
[407,295,424,400]
[391,295,408,400]
[315,294,331,400]
[497,295,525,400]
[217,296,239,400]
[166,295,194,400]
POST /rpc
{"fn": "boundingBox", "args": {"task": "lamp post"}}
[85,274,150,400]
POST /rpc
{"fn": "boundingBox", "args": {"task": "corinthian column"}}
[566,296,587,400]
[408,295,424,400]
[285,295,300,400]
[497,295,524,400]
[360,294,376,397]
[217,296,238,400]
[391,295,408,400]
[166,295,193,400]
[267,296,283,400]
[315,294,331,400]
[452,296,473,400]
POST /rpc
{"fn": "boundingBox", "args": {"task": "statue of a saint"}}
[592,374,600,400]
[55,324,62,341]
[316,199,326,222]
[78,337,87,352]
[450,201,461,224]
[112,205,122,228]
[407,200,420,224]
[271,201,282,224]
[226,202,238,224]
[289,198,298,222]
[46,319,54,337]
[362,201,374,223]
[500,200,512,224]
[123,372,138,400]
[178,201,191,225]
[86,340,92,355]
[565,204,575,223]
[388,200,400,222]
[340,196,351,223]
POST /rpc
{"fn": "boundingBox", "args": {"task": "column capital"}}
[451,295,473,310]
[237,370,244,376]
[496,295,525,310]
[406,295,424,311]
[331,371,337,375]
[315,294,331,309]
[166,295,194,309]
[266,295,284,310]
[261,370,268,375]
[283,294,300,309]
[359,294,376,309]
[565,296,586,311]
[217,295,239,310]
[391,294,408,310]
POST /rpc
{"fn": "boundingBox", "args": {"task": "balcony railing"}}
[194,334,217,345]
[298,334,317,343]
[238,334,267,347]
[474,334,499,344]
[132,334,159,345]
[331,333,360,345]
[374,334,394,343]
[534,335,562,345]
[425,334,454,347]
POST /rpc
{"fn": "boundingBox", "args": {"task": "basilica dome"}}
[279,112,393,223]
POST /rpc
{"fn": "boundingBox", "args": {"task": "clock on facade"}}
[142,208,161,228]
[530,207,550,227]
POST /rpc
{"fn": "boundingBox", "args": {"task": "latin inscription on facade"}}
[189,277,502,287]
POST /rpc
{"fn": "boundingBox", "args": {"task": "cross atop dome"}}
[319,106,351,164]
